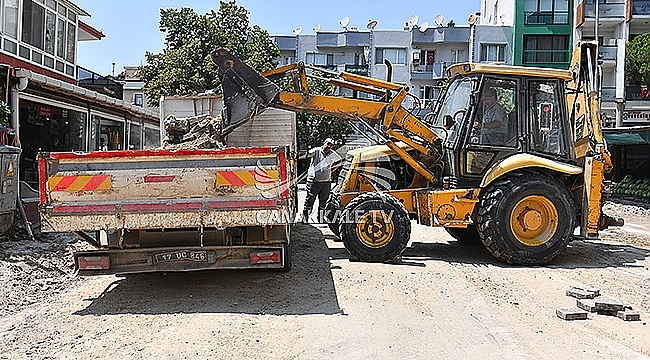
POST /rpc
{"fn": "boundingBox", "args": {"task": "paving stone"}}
[576,298,597,312]
[617,311,641,321]
[594,298,625,312]
[556,308,588,320]
[566,287,599,299]
[597,309,619,316]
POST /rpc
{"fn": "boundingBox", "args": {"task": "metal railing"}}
[344,64,369,76]
[633,0,650,15]
[523,49,569,64]
[585,3,626,17]
[524,11,570,24]
[598,46,618,61]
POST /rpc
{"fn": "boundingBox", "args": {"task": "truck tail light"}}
[77,256,110,270]
[250,251,281,265]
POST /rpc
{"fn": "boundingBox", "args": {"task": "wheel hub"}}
[355,210,394,248]
[510,195,558,247]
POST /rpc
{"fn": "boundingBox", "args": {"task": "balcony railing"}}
[523,49,569,64]
[585,3,626,18]
[344,64,369,76]
[312,64,338,71]
[410,62,447,79]
[633,0,650,15]
[524,11,570,25]
[598,46,618,61]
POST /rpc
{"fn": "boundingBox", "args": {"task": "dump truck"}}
[38,102,297,275]
[213,40,622,265]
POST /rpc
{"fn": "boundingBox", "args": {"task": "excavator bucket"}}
[211,48,280,135]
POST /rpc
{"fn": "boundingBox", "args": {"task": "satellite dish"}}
[499,14,508,24]
[418,21,429,33]
[467,14,477,25]
[339,16,350,29]
[292,26,302,35]
[408,14,419,27]
[313,24,321,32]
[434,14,444,27]
[366,19,378,29]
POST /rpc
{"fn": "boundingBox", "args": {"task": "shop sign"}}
[37,105,53,117]
[623,111,650,122]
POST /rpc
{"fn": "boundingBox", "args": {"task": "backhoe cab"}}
[213,41,621,266]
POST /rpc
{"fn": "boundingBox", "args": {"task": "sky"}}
[73,0,479,75]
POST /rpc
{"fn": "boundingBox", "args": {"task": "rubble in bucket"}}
[162,114,225,149]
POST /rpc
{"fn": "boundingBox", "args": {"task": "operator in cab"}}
[473,87,508,144]
[302,138,342,224]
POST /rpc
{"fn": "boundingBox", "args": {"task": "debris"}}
[576,298,597,312]
[617,311,641,321]
[556,308,588,321]
[566,287,599,299]
[594,298,625,313]
[162,114,225,149]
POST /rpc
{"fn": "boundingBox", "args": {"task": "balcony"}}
[412,27,470,44]
[627,84,650,101]
[523,49,570,64]
[344,64,369,76]
[524,11,570,25]
[410,62,447,80]
[316,32,370,48]
[585,3,626,18]
[633,0,650,15]
[601,86,617,102]
[598,45,618,61]
[77,66,123,100]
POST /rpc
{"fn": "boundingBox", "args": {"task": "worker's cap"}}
[324,138,335,145]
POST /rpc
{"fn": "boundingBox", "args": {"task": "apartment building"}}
[0,0,159,188]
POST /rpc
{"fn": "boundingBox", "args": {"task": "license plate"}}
[154,250,208,263]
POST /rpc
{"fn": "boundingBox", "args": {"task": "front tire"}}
[324,191,341,237]
[477,171,576,265]
[339,192,411,262]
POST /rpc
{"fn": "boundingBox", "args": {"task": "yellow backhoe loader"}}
[212,40,622,265]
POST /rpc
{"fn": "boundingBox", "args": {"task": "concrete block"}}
[566,287,599,299]
[598,309,619,316]
[556,308,588,320]
[576,298,597,312]
[617,311,641,321]
[594,298,625,312]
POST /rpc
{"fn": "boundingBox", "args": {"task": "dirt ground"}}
[0,196,649,359]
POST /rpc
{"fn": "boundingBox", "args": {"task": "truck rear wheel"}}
[477,171,576,265]
[340,192,411,262]
[324,191,341,237]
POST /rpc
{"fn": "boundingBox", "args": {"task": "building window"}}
[523,35,569,64]
[56,17,66,58]
[305,53,333,66]
[375,48,406,65]
[45,11,56,55]
[419,85,442,110]
[4,0,20,39]
[134,93,144,107]
[66,22,76,62]
[481,44,506,62]
[451,49,466,63]
[22,0,46,49]
[523,0,569,24]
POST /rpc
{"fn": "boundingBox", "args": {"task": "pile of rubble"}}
[556,286,641,321]
[162,114,225,149]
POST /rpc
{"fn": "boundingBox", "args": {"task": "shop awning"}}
[603,126,650,146]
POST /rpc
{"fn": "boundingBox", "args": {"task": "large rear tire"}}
[476,171,576,265]
[340,192,411,262]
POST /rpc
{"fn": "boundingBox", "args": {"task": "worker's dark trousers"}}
[303,181,330,222]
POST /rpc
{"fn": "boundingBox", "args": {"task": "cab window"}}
[470,78,518,147]
[528,80,567,156]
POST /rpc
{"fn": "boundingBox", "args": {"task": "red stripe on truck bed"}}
[48,147,274,160]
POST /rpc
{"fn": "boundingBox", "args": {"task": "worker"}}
[474,87,508,144]
[302,138,342,223]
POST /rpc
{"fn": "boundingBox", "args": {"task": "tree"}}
[290,76,354,152]
[139,2,280,107]
[626,33,650,86]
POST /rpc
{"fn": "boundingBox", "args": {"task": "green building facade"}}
[514,0,574,69]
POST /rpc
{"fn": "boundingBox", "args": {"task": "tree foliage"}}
[626,33,650,86]
[139,1,280,106]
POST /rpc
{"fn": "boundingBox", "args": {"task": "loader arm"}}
[566,40,621,237]
[212,48,442,183]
